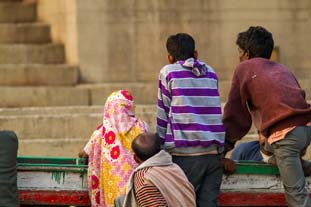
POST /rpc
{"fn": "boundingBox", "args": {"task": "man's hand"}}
[224,139,235,155]
[221,158,236,175]
[78,149,89,158]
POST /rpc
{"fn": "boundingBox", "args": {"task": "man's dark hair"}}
[131,133,161,161]
[166,33,195,62]
[236,26,274,59]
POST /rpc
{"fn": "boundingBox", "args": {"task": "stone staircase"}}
[0,0,157,156]
[0,0,84,108]
[0,0,86,155]
[0,0,310,159]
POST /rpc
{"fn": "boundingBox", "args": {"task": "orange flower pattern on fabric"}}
[121,90,133,101]
[104,131,115,145]
[95,191,100,204]
[110,145,120,159]
[91,175,99,189]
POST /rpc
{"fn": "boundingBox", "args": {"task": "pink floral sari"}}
[86,90,148,207]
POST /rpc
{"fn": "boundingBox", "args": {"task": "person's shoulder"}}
[0,130,18,139]
[234,58,263,75]
[160,63,182,74]
[238,57,271,68]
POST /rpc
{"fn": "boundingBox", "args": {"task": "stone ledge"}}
[0,2,35,23]
[0,86,89,107]
[0,23,50,43]
[0,44,65,64]
[78,82,158,105]
[0,64,78,86]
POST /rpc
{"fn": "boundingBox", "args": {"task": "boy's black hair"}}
[166,33,195,62]
[131,133,161,161]
[236,26,274,59]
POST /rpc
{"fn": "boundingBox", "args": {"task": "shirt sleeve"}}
[142,121,150,132]
[156,71,172,142]
[222,67,252,145]
[134,168,168,207]
[83,138,92,154]
[83,130,98,154]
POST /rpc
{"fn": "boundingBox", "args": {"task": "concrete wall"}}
[36,0,78,64]
[36,0,311,83]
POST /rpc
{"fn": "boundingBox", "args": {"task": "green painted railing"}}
[17,157,280,175]
[234,161,280,175]
[17,156,88,168]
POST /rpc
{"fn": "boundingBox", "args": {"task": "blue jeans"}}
[173,154,223,207]
[269,126,311,207]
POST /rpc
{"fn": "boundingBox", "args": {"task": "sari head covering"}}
[87,90,148,207]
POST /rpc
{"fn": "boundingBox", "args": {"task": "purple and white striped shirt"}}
[157,58,225,153]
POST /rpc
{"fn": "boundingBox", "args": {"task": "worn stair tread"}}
[18,137,88,157]
[0,2,36,23]
[0,23,51,43]
[0,64,78,86]
[78,82,158,105]
[0,43,65,64]
[0,105,156,116]
[0,86,89,107]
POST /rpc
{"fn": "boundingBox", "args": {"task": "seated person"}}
[231,135,311,176]
[0,130,19,207]
[230,140,263,161]
[79,90,149,207]
[120,133,196,207]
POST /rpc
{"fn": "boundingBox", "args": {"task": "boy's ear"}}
[134,154,143,164]
[194,50,198,59]
[167,55,175,64]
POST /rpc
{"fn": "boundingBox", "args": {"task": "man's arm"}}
[156,72,172,143]
[223,68,252,152]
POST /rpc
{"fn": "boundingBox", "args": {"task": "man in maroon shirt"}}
[223,26,311,207]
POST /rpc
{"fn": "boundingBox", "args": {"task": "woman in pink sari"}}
[79,90,149,207]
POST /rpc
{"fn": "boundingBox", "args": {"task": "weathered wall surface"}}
[72,0,311,83]
[37,0,78,64]
[35,0,311,101]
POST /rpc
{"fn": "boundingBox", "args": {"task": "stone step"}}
[1,105,261,142]
[0,79,310,107]
[78,82,158,105]
[0,23,50,43]
[0,86,89,107]
[0,44,65,64]
[3,104,311,157]
[18,137,88,157]
[0,105,156,116]
[17,131,311,158]
[0,106,157,141]
[0,2,36,23]
[20,135,264,157]
[0,64,78,86]
[0,104,251,157]
[0,83,157,107]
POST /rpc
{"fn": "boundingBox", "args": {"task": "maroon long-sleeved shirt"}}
[223,58,311,144]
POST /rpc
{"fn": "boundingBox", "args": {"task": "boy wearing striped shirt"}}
[156,33,227,207]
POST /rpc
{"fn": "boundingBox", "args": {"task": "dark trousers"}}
[0,131,19,207]
[173,154,223,207]
[268,126,311,207]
